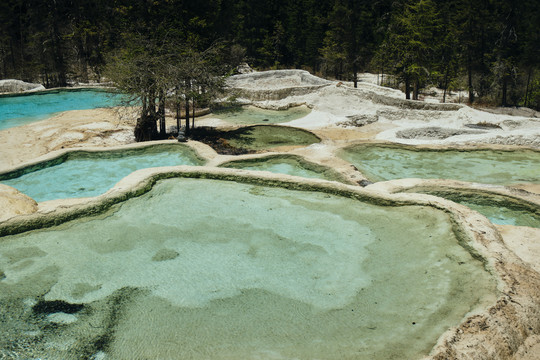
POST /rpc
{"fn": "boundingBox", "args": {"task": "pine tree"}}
[380,0,442,99]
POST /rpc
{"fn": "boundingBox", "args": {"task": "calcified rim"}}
[216,153,354,185]
[368,178,540,208]
[0,165,539,358]
[339,140,540,153]
[0,140,208,180]
[0,86,119,98]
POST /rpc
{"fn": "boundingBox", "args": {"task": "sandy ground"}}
[496,225,540,273]
[0,107,136,171]
[0,70,539,359]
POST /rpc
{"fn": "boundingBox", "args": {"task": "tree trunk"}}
[135,94,155,142]
[9,39,16,76]
[76,36,89,83]
[158,90,166,137]
[175,92,181,135]
[185,97,190,137]
[1,48,6,78]
[442,66,449,103]
[147,91,158,138]
[413,80,419,100]
[524,68,532,108]
[501,76,508,107]
[353,62,358,88]
[467,57,474,104]
[405,76,411,100]
[191,98,195,129]
[50,11,67,87]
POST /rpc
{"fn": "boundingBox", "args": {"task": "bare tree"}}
[106,35,227,141]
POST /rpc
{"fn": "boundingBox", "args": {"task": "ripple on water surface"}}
[339,145,540,185]
[0,178,496,359]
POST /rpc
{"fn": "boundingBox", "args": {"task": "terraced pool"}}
[418,190,540,228]
[0,89,128,130]
[220,155,349,183]
[339,144,540,185]
[0,177,496,359]
[211,105,311,125]
[0,144,204,202]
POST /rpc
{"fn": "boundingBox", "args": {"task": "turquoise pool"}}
[0,89,128,130]
[0,145,204,202]
[339,145,540,185]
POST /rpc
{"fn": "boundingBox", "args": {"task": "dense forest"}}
[1,0,539,109]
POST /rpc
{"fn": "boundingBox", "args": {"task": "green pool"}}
[211,105,311,125]
[419,190,540,228]
[220,155,349,183]
[0,177,495,359]
[224,125,320,151]
[339,144,540,185]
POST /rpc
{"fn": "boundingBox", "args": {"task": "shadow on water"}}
[191,125,320,155]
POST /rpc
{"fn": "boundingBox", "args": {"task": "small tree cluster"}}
[106,34,229,142]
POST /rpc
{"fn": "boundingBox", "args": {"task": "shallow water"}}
[0,89,127,130]
[225,125,320,150]
[221,155,347,182]
[211,106,311,125]
[339,145,540,185]
[461,201,540,227]
[420,191,540,228]
[0,178,496,359]
[1,145,203,202]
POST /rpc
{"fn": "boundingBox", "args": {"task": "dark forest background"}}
[1,0,539,108]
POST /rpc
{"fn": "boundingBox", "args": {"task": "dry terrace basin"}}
[0,169,499,359]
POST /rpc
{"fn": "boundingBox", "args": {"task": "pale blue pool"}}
[0,89,128,130]
[0,145,204,202]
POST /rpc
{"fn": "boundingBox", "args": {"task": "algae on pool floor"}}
[0,178,496,359]
[191,125,321,154]
[339,144,540,185]
[225,125,320,150]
